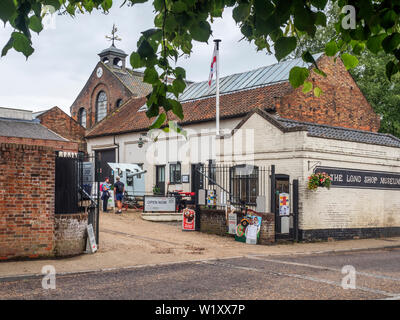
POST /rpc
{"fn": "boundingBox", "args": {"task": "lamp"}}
[138,137,144,148]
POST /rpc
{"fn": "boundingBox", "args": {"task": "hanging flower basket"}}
[308,172,332,190]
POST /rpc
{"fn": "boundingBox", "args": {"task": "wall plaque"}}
[314,166,400,190]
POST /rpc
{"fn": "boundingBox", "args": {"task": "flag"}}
[208,43,217,87]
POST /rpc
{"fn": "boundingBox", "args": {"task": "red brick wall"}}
[70,62,133,129]
[0,143,55,260]
[277,55,380,132]
[37,107,85,152]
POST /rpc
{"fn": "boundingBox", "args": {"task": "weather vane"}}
[105,24,121,46]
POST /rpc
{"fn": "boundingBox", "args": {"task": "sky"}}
[0,1,277,115]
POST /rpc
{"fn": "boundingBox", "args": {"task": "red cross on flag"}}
[208,42,217,87]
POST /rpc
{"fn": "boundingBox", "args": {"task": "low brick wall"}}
[54,213,88,257]
[199,208,275,245]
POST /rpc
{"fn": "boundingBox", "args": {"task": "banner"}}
[182,208,196,231]
[235,215,262,245]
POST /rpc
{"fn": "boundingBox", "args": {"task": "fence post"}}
[293,179,299,242]
[95,153,100,247]
[270,165,276,214]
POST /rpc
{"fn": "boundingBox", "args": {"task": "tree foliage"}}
[2,0,400,132]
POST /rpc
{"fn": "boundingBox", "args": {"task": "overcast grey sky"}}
[0,1,276,115]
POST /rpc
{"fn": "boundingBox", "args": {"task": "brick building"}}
[34,106,86,153]
[70,44,153,130]
[0,107,87,260]
[83,54,400,241]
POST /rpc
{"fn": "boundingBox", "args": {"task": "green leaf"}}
[381,10,397,29]
[366,34,385,54]
[130,52,145,69]
[386,61,399,81]
[0,0,16,24]
[172,79,186,94]
[11,32,34,58]
[137,39,155,58]
[352,42,365,55]
[232,3,250,23]
[44,0,62,10]
[325,41,338,56]
[172,1,187,13]
[274,36,297,61]
[143,67,159,84]
[1,37,14,57]
[168,99,184,120]
[315,12,327,27]
[341,53,359,70]
[150,113,166,129]
[314,86,323,97]
[310,0,328,10]
[29,16,43,34]
[289,67,310,88]
[146,103,159,118]
[302,81,313,93]
[382,33,400,54]
[190,21,211,42]
[302,51,317,67]
[313,68,327,77]
[174,67,186,79]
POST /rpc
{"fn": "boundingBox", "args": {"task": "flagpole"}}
[214,39,221,136]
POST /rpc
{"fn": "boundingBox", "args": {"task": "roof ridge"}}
[278,117,397,138]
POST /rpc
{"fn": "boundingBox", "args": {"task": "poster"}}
[279,193,290,216]
[235,215,262,245]
[228,213,237,235]
[207,189,216,206]
[182,208,196,231]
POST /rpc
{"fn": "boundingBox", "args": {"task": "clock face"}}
[96,67,103,78]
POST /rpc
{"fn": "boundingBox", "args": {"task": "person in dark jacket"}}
[114,176,125,214]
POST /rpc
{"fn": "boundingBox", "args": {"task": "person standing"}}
[101,177,111,212]
[114,176,125,214]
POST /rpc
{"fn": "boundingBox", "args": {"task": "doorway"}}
[155,165,165,195]
[94,148,116,182]
[191,163,204,195]
[275,175,291,240]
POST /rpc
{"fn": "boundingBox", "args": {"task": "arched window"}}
[96,91,107,123]
[78,107,87,128]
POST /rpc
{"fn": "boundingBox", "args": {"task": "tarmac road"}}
[0,248,399,300]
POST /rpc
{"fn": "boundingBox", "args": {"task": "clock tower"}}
[70,25,152,131]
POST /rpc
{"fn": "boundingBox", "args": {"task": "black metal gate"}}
[270,165,299,242]
[54,152,100,245]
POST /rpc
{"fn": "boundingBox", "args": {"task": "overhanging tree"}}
[1,0,400,133]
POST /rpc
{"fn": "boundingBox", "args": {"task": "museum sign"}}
[314,167,400,190]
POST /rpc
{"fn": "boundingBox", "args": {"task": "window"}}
[208,159,216,185]
[78,107,86,128]
[96,91,108,123]
[230,165,259,205]
[169,162,181,184]
[116,99,123,108]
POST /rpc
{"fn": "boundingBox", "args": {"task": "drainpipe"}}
[113,135,120,163]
